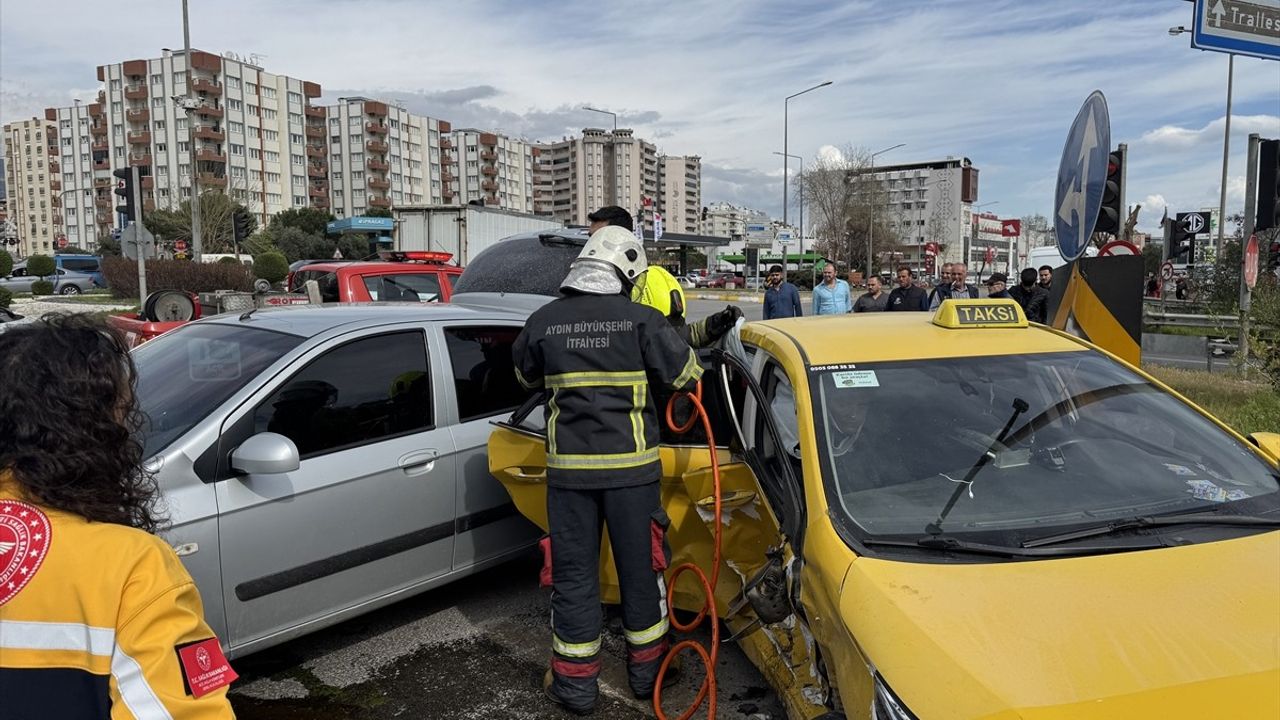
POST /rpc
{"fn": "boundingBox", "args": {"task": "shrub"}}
[0,249,12,278]
[0,287,11,308]
[253,252,289,285]
[30,280,54,296]
[218,256,240,264]
[101,257,253,299]
[26,254,55,278]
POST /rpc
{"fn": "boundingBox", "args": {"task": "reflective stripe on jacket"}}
[513,293,702,489]
[0,473,236,720]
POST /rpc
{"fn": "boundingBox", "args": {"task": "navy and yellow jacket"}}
[513,292,703,489]
[0,472,236,719]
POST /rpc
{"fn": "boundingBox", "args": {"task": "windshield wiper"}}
[863,535,1162,559]
[926,397,1029,535]
[1021,511,1280,548]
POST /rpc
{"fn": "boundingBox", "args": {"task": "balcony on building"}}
[311,196,330,208]
[143,198,156,213]
[369,196,391,208]
[128,130,151,146]
[366,122,388,135]
[50,179,62,192]
[96,90,106,105]
[91,122,107,138]
[95,196,111,209]
[369,178,390,190]
[480,150,497,162]
[94,177,111,189]
[305,126,324,139]
[367,158,389,172]
[366,140,388,154]
[140,176,155,190]
[439,152,453,165]
[485,194,499,205]
[192,78,222,96]
[197,172,227,187]
[304,105,325,119]
[124,84,148,100]
[306,145,326,158]
[308,165,327,178]
[96,212,112,225]
[441,171,454,183]
[196,102,224,119]
[440,137,453,150]
[364,101,388,118]
[129,153,152,167]
[479,133,498,147]
[481,179,497,192]
[308,186,328,198]
[89,103,104,118]
[127,107,150,124]
[49,160,60,173]
[93,159,111,171]
[195,149,226,163]
[481,165,497,177]
[92,139,109,152]
[194,125,225,141]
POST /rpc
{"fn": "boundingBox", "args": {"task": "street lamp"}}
[783,81,832,280]
[773,151,803,274]
[1170,25,1233,264]
[583,106,619,208]
[865,143,905,277]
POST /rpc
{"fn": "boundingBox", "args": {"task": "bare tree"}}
[796,144,897,273]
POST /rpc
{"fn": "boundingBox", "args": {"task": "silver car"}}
[0,265,99,295]
[133,301,542,658]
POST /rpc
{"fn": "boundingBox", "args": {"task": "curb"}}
[691,292,763,304]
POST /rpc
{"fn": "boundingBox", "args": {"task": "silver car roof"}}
[198,300,532,338]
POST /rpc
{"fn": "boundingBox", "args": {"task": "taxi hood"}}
[839,532,1280,719]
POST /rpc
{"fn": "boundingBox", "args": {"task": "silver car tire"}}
[60,284,82,295]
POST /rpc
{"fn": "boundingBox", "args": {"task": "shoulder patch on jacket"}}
[176,637,238,697]
[0,501,52,606]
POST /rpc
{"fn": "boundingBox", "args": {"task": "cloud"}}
[1139,115,1280,148]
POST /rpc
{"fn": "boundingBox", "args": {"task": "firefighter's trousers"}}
[546,481,671,710]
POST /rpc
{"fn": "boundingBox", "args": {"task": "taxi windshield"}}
[812,351,1279,545]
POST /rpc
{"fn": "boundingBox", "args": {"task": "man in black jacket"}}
[1009,267,1049,323]
[887,266,928,311]
[513,226,701,714]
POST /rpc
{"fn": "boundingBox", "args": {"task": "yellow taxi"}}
[488,299,1280,719]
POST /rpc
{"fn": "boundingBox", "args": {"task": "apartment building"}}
[852,157,980,269]
[534,128,660,227]
[449,128,536,213]
[2,118,60,257]
[659,155,701,234]
[325,98,451,217]
[78,48,327,234]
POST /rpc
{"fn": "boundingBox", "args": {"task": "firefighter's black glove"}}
[706,305,744,340]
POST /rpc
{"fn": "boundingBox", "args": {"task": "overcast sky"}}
[2,0,1277,232]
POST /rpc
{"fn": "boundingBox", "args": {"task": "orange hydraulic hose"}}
[655,380,721,720]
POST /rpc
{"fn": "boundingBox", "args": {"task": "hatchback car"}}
[489,299,1280,719]
[288,251,462,304]
[134,302,541,658]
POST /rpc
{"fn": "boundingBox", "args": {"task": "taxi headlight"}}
[872,673,919,720]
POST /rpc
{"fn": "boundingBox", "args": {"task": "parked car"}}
[133,302,542,658]
[288,251,462,303]
[489,298,1280,719]
[54,254,106,286]
[0,264,101,295]
[702,272,739,289]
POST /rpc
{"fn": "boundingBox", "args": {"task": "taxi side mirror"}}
[1247,432,1280,464]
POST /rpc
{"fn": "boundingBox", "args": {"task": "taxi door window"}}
[252,331,432,458]
[443,326,528,422]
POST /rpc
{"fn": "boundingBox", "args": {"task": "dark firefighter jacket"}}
[513,292,703,489]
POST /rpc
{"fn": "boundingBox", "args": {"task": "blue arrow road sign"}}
[1192,0,1280,62]
[1054,91,1111,263]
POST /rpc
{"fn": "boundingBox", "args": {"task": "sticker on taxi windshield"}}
[188,339,243,381]
[831,370,878,388]
[1185,478,1248,503]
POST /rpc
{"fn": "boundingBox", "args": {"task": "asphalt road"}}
[229,551,785,720]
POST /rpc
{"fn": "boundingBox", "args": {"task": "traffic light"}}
[233,210,253,244]
[1095,147,1125,235]
[113,167,137,222]
[1256,138,1279,232]
[1169,215,1192,263]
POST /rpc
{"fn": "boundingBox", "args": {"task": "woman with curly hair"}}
[0,313,236,719]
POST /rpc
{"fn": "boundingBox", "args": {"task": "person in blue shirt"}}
[762,265,803,319]
[812,262,853,315]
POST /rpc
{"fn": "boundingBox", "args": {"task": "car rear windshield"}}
[812,351,1279,543]
[133,323,304,459]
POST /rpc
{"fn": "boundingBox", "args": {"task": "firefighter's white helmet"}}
[579,226,647,282]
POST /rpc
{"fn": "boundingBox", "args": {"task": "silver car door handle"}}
[399,449,438,475]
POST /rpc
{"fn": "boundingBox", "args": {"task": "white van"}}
[200,253,254,265]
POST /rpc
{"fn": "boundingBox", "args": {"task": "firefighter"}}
[0,314,236,719]
[632,264,743,348]
[513,226,703,714]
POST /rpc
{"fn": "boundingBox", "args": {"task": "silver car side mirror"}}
[231,432,301,475]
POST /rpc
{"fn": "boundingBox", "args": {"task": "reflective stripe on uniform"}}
[547,390,561,456]
[545,371,648,389]
[547,447,661,470]
[552,634,602,658]
[623,617,669,647]
[514,366,540,390]
[0,620,174,720]
[672,350,704,388]
[630,383,644,453]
